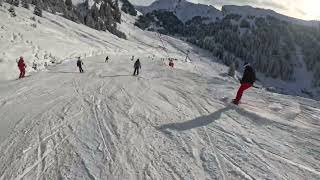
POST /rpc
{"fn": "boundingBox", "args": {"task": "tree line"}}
[4,0,127,39]
[135,10,320,87]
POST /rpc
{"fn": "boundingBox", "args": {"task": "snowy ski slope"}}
[0,3,320,180]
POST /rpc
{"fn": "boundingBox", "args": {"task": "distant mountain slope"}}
[136,0,222,22]
[137,0,319,27]
[222,5,318,27]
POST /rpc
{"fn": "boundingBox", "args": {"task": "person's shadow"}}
[158,104,278,132]
[158,106,233,131]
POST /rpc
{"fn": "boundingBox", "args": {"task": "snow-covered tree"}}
[8,6,16,17]
[228,62,236,77]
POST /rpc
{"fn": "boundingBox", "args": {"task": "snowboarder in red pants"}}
[18,56,26,79]
[233,62,256,105]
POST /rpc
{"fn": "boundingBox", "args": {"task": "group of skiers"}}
[75,56,142,76]
[17,55,255,105]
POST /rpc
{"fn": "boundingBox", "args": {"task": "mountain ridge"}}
[137,0,320,27]
[136,0,222,22]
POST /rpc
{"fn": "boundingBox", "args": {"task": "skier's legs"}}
[137,68,139,75]
[235,83,252,103]
[21,69,25,77]
[19,69,23,78]
[79,67,82,73]
[133,68,137,75]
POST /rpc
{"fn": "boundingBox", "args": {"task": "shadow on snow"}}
[158,104,289,132]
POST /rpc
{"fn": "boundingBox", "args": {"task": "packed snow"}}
[0,2,320,180]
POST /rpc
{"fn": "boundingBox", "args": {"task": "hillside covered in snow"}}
[0,1,320,180]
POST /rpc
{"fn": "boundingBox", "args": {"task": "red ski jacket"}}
[18,58,26,69]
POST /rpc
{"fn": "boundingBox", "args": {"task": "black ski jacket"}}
[134,61,141,69]
[241,65,256,85]
[77,60,83,67]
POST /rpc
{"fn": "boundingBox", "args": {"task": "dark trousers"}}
[19,68,25,78]
[133,68,139,76]
[79,66,84,73]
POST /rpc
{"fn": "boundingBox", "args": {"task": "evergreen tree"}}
[65,0,72,10]
[13,0,19,7]
[113,0,121,23]
[34,4,42,17]
[22,1,30,9]
[85,14,95,28]
[121,0,137,16]
[31,0,37,5]
[8,6,16,17]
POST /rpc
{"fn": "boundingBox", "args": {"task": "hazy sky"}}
[129,0,320,20]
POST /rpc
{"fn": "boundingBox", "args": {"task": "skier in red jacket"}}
[18,56,26,79]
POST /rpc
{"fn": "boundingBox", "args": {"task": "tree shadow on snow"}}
[158,104,281,132]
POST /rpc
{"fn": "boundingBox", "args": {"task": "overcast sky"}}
[129,0,320,20]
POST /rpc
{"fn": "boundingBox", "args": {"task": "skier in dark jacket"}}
[169,59,174,68]
[233,62,256,105]
[133,59,141,76]
[77,57,84,73]
[105,56,109,63]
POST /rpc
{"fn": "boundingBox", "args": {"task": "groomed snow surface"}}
[1,3,320,180]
